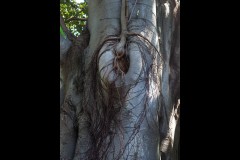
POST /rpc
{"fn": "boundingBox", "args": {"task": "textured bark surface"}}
[156,0,180,159]
[60,0,180,159]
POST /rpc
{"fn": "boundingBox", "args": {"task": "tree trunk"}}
[60,0,180,159]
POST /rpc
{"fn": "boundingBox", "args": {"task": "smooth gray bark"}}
[60,0,180,159]
[86,0,162,159]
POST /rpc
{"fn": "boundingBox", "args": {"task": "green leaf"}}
[60,26,67,39]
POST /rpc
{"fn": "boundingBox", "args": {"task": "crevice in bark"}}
[60,20,90,160]
[61,28,90,94]
[157,0,180,159]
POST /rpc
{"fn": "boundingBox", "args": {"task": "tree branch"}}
[60,14,76,41]
[65,17,87,23]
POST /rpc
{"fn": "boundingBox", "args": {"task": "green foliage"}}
[60,0,88,36]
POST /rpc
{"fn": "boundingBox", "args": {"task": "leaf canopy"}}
[60,0,88,36]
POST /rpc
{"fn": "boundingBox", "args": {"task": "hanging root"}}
[113,0,129,76]
[85,0,161,159]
